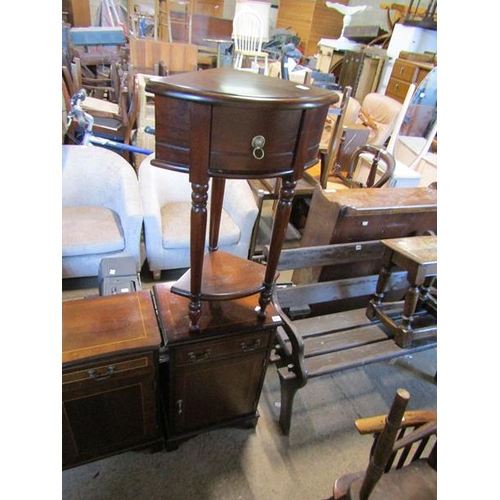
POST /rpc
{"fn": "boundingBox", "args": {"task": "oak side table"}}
[146,67,338,331]
[366,235,437,348]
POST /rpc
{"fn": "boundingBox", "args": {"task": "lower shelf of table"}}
[170,249,276,300]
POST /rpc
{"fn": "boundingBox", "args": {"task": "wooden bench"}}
[267,240,437,435]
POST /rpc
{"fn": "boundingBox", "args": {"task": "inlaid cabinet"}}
[62,291,163,469]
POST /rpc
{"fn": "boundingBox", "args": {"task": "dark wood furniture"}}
[338,48,388,102]
[146,67,338,331]
[293,185,438,285]
[332,388,437,500]
[366,235,437,348]
[268,241,437,435]
[153,284,282,449]
[62,291,163,469]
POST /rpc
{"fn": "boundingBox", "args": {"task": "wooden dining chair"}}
[332,388,437,500]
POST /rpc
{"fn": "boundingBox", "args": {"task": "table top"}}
[153,284,282,344]
[146,67,339,109]
[62,291,162,366]
[381,235,437,265]
[322,186,438,214]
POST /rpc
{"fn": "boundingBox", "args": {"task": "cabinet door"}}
[62,354,160,468]
[170,331,271,434]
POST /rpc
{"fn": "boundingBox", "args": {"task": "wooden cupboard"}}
[62,291,163,469]
[153,284,282,449]
[276,0,347,57]
[385,58,434,103]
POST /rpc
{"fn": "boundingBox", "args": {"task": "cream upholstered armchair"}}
[138,154,259,280]
[349,92,403,146]
[62,145,143,279]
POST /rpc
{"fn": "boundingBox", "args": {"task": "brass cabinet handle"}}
[87,365,115,380]
[251,135,265,160]
[187,348,211,362]
[240,339,261,352]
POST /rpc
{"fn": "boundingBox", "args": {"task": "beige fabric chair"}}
[138,154,260,280]
[350,92,403,146]
[62,145,144,279]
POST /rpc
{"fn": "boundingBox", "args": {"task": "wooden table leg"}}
[189,181,209,331]
[366,248,395,320]
[258,176,297,319]
[209,178,225,251]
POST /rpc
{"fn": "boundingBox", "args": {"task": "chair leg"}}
[152,270,162,281]
[278,373,301,436]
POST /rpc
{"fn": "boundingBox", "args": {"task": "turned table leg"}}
[258,176,297,319]
[366,248,395,320]
[189,181,209,331]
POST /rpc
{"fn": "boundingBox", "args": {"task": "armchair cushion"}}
[62,206,125,256]
[161,202,240,249]
[139,154,259,275]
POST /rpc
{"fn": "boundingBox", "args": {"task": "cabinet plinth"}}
[146,67,338,331]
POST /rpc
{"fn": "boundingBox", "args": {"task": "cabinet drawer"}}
[385,78,411,101]
[391,60,419,83]
[175,331,269,365]
[63,355,152,385]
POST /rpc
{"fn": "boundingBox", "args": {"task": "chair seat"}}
[161,202,241,249]
[347,460,436,500]
[81,96,120,118]
[62,206,125,256]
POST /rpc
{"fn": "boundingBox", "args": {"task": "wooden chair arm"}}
[355,409,437,435]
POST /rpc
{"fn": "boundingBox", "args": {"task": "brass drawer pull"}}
[240,339,262,352]
[187,348,211,362]
[87,365,115,380]
[251,135,265,160]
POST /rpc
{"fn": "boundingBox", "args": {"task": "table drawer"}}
[391,60,419,83]
[154,97,327,178]
[174,330,269,365]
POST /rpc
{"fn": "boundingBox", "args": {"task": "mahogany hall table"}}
[146,67,339,331]
[366,235,437,348]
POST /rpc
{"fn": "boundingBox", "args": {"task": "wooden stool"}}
[366,235,437,348]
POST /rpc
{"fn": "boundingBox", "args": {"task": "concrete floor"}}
[62,268,437,500]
